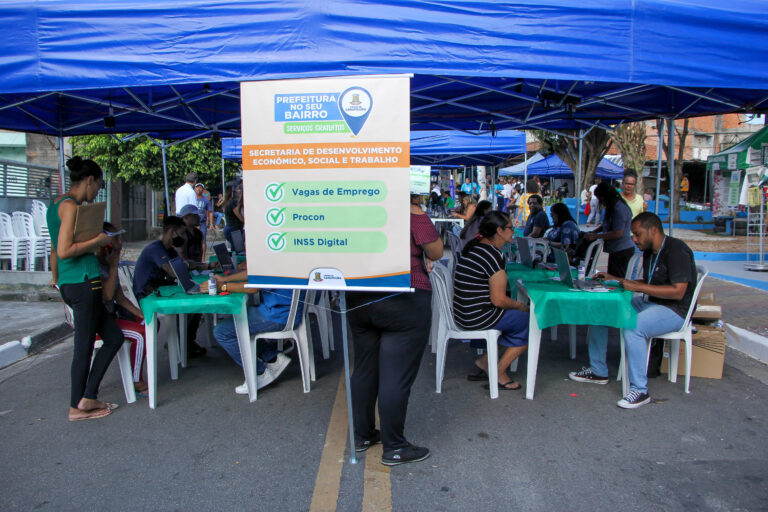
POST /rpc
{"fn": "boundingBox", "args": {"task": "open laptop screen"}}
[230,229,245,254]
[213,243,234,272]
[553,248,575,288]
[169,256,200,293]
[515,237,534,267]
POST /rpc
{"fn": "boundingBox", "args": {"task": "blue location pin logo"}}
[338,87,372,136]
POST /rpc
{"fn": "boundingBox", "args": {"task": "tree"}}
[533,128,613,195]
[655,118,689,221]
[70,135,240,191]
[610,122,647,193]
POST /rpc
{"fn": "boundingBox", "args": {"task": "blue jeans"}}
[213,212,225,227]
[469,308,529,349]
[213,305,282,374]
[588,295,684,394]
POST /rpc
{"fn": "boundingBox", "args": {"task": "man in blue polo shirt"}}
[460,177,478,198]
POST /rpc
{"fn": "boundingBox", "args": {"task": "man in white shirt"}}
[586,177,602,226]
[175,172,198,215]
[502,178,513,212]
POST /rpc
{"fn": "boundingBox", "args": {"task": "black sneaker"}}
[617,390,651,409]
[568,367,609,384]
[381,444,430,466]
[187,341,207,359]
[355,430,381,452]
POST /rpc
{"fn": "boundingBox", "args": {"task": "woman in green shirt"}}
[48,157,122,422]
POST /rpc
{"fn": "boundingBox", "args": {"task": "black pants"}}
[347,289,432,451]
[60,278,124,408]
[608,247,635,278]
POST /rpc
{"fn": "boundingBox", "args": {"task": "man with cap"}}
[175,172,198,215]
[195,183,213,256]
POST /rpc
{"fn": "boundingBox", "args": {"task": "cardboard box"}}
[693,291,722,321]
[660,325,726,379]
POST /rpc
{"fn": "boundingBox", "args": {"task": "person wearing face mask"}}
[132,216,214,302]
[48,156,121,421]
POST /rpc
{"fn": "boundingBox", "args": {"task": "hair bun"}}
[66,156,83,172]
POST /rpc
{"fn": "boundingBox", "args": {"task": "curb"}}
[0,322,73,369]
[726,324,768,364]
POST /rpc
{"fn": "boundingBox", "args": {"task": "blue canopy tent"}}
[500,153,624,179]
[221,130,526,165]
[2,1,768,457]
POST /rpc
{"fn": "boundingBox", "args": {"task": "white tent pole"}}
[668,118,675,236]
[221,157,226,199]
[161,142,171,215]
[655,120,664,215]
[577,129,583,219]
[57,134,66,194]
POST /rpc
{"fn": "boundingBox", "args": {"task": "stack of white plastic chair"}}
[12,211,49,271]
[0,212,29,271]
[30,200,52,254]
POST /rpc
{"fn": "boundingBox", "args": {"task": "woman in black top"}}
[453,211,530,390]
[223,183,244,249]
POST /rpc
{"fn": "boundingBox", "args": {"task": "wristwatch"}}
[222,283,228,292]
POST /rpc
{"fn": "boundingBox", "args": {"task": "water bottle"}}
[578,265,586,281]
[208,275,217,296]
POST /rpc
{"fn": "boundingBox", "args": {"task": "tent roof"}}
[2,1,768,137]
[222,130,526,165]
[499,152,624,179]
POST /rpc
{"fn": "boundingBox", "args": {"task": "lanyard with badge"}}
[644,236,666,301]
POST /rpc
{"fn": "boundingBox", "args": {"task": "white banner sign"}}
[409,165,431,194]
[240,75,411,290]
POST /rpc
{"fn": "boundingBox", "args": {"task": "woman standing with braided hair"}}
[48,156,123,421]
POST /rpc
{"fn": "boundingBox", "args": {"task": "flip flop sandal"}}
[483,381,522,391]
[467,369,489,381]
[104,402,119,410]
[69,407,112,422]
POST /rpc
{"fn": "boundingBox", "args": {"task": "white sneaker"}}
[266,353,291,381]
[234,369,277,394]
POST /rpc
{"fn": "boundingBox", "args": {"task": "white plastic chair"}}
[249,290,312,397]
[305,289,334,359]
[12,211,48,271]
[583,238,604,278]
[0,212,29,271]
[63,304,137,404]
[431,267,502,399]
[619,265,709,396]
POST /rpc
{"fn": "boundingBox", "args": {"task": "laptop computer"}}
[213,243,235,273]
[515,237,534,267]
[169,256,201,294]
[230,229,245,254]
[553,248,604,290]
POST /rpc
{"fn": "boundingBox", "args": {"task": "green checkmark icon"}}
[265,182,285,202]
[267,232,287,252]
[266,208,286,227]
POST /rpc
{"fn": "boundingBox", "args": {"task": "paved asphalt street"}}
[1,312,767,511]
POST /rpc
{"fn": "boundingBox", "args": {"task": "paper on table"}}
[73,202,106,243]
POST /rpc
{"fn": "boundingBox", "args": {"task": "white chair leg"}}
[486,338,499,399]
[178,313,188,368]
[550,326,558,341]
[668,339,680,384]
[306,324,317,382]
[683,333,692,394]
[569,325,577,360]
[435,337,447,393]
[117,342,137,404]
[297,328,312,393]
[509,358,518,373]
[620,329,629,397]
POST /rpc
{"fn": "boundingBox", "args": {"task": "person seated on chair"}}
[177,203,213,358]
[523,194,549,238]
[133,216,214,357]
[459,200,493,250]
[544,202,581,262]
[451,192,476,222]
[98,222,147,396]
[453,211,530,391]
[569,212,697,409]
[203,268,301,394]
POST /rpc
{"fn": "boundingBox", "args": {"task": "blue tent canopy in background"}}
[499,153,624,179]
[223,130,526,165]
[0,1,767,138]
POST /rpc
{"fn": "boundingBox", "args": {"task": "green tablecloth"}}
[139,279,247,324]
[506,262,557,284]
[520,280,636,330]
